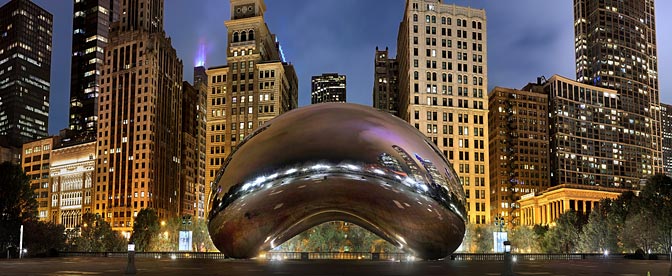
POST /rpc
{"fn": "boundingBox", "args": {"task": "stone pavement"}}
[0,257,669,275]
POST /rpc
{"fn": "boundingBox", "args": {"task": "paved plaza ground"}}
[0,257,669,276]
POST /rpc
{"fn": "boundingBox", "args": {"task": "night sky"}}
[3,0,671,135]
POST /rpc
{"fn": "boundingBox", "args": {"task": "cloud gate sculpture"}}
[208,103,467,260]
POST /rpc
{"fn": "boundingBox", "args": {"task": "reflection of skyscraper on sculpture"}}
[392,145,426,184]
[378,152,404,173]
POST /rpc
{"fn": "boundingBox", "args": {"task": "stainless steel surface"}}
[208,103,466,260]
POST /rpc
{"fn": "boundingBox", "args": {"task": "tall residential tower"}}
[488,84,549,226]
[574,0,661,187]
[397,0,489,224]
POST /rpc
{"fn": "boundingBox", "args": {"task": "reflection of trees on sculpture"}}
[276,221,401,253]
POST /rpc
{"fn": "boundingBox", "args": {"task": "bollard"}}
[125,243,137,275]
[502,241,515,276]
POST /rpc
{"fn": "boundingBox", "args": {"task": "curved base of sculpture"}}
[208,103,467,260]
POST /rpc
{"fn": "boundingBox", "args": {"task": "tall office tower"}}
[661,103,672,177]
[205,0,298,200]
[192,66,208,219]
[574,0,661,187]
[68,0,119,143]
[180,81,207,218]
[488,85,549,226]
[21,137,54,221]
[49,141,97,229]
[373,47,399,116]
[95,0,183,232]
[396,0,489,224]
[311,73,346,104]
[0,0,52,149]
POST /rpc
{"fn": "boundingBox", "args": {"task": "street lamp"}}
[494,215,505,232]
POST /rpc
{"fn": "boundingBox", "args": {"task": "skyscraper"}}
[488,85,550,226]
[661,103,672,177]
[311,73,346,104]
[68,0,119,142]
[545,75,627,187]
[180,81,207,219]
[373,47,399,115]
[95,0,183,232]
[396,0,489,225]
[0,0,52,149]
[205,0,298,209]
[574,0,661,186]
[192,66,208,219]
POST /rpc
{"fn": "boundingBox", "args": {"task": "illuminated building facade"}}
[49,141,96,229]
[206,0,298,200]
[488,85,549,227]
[543,75,630,188]
[662,103,672,177]
[0,0,52,148]
[518,184,624,226]
[180,81,207,218]
[95,0,184,231]
[311,73,346,104]
[21,137,54,221]
[396,0,489,224]
[68,0,119,142]
[574,0,661,185]
[192,66,208,219]
[372,47,399,115]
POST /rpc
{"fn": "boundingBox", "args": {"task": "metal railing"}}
[56,251,669,261]
[59,251,228,259]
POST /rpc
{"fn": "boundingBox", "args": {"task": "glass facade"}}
[0,0,52,147]
[311,73,346,104]
[68,0,118,142]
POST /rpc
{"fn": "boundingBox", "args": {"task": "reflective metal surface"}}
[208,103,466,260]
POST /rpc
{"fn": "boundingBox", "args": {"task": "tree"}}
[621,207,661,253]
[510,226,541,253]
[0,162,37,254]
[22,219,66,257]
[541,211,584,253]
[69,213,126,252]
[131,208,160,252]
[577,200,619,253]
[192,218,217,252]
[639,174,672,253]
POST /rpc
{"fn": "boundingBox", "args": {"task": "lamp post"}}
[494,216,505,233]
